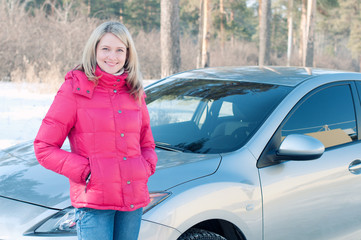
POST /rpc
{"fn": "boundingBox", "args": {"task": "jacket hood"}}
[65,70,96,99]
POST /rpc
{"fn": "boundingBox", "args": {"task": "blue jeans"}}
[75,207,143,240]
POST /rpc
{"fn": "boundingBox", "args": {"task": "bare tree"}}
[87,0,91,16]
[304,0,316,67]
[220,0,225,54]
[287,0,293,66]
[161,0,181,78]
[196,0,203,68]
[197,0,210,68]
[299,0,307,65]
[259,0,271,67]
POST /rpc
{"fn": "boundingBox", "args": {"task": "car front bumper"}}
[0,196,181,240]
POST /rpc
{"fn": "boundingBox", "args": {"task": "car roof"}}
[167,66,358,87]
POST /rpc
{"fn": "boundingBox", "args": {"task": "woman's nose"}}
[107,51,117,59]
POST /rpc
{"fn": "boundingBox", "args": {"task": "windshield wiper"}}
[155,141,184,152]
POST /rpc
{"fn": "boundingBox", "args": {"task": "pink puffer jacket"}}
[34,66,157,211]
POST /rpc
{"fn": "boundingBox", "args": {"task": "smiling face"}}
[96,33,127,74]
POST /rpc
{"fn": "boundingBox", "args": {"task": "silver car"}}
[1,66,361,240]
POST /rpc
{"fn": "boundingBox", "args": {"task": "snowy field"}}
[0,80,156,150]
[0,82,54,150]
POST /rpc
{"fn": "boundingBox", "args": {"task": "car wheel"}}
[178,228,227,240]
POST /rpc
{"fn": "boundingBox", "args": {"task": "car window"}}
[147,96,201,126]
[146,79,291,153]
[282,84,357,148]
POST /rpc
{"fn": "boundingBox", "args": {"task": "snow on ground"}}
[0,80,156,150]
[0,82,55,149]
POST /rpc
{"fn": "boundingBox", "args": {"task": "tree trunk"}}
[160,0,181,78]
[220,0,225,54]
[87,0,91,16]
[230,8,235,47]
[299,0,307,65]
[197,0,203,68]
[259,0,271,67]
[287,0,293,66]
[304,0,316,67]
[258,0,262,29]
[197,0,210,68]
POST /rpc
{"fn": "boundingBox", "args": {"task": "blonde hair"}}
[78,21,144,100]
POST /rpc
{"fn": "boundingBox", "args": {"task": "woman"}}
[34,21,157,240]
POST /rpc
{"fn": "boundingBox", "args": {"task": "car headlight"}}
[25,192,171,236]
[143,191,171,214]
[24,207,77,236]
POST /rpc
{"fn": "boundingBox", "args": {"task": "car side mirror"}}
[277,134,325,160]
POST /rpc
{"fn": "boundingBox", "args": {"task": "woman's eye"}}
[102,48,109,51]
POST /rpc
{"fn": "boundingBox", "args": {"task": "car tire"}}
[178,228,227,240]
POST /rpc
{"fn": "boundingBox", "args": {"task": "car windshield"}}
[146,78,291,154]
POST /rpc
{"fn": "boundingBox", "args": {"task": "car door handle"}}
[349,159,361,175]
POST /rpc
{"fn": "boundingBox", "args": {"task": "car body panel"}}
[144,148,263,240]
[0,141,70,207]
[0,196,60,239]
[148,149,222,191]
[255,77,361,240]
[259,142,361,239]
[138,220,181,240]
[159,66,342,87]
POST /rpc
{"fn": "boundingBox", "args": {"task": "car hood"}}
[0,141,221,208]
[148,148,221,191]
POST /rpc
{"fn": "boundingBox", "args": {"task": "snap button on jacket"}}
[34,67,157,211]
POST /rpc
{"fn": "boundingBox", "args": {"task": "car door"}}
[258,82,361,240]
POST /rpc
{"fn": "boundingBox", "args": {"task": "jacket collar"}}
[95,65,129,91]
[66,66,129,99]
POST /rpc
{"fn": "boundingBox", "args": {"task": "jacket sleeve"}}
[34,79,90,184]
[140,95,158,175]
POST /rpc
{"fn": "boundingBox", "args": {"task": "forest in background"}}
[0,0,360,89]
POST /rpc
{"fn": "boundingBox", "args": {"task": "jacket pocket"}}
[141,156,152,177]
[84,172,91,193]
[84,156,101,193]
[84,157,92,193]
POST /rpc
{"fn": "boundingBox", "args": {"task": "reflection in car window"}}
[198,101,213,128]
[282,84,357,148]
[219,101,233,117]
[147,96,201,126]
[146,79,291,154]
